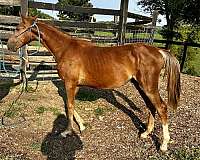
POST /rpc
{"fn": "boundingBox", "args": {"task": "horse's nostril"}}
[7,42,17,51]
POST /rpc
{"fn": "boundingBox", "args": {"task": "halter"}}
[16,20,41,55]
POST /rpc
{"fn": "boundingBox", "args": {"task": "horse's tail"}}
[159,49,181,110]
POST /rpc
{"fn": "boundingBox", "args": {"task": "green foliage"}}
[28,8,52,19]
[182,0,200,26]
[169,25,200,76]
[57,0,93,21]
[138,0,200,50]
[0,6,51,19]
[158,27,182,41]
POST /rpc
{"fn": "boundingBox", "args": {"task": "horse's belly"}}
[79,70,132,89]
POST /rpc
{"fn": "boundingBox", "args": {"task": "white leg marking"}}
[74,110,86,132]
[160,123,170,152]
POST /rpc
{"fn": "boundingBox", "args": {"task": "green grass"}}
[35,106,47,115]
[30,142,41,151]
[173,148,200,160]
[25,85,36,92]
[94,31,114,37]
[94,107,104,117]
[4,101,25,118]
[94,106,115,117]
[149,147,200,160]
[35,106,61,116]
[48,107,61,116]
[4,107,20,118]
[191,52,200,75]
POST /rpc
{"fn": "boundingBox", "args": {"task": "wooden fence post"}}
[118,0,129,45]
[149,10,159,43]
[20,0,28,88]
[151,10,159,27]
[180,42,188,72]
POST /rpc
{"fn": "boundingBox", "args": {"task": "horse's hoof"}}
[80,125,86,133]
[160,144,168,152]
[61,130,73,137]
[140,132,148,139]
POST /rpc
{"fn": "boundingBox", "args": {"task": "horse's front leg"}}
[74,87,86,132]
[61,81,77,137]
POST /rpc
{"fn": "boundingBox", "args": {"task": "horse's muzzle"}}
[7,39,17,52]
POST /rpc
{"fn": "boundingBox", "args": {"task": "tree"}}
[57,0,93,21]
[0,6,52,19]
[182,0,200,26]
[28,8,52,19]
[137,0,186,49]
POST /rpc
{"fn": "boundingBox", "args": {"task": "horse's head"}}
[7,14,38,52]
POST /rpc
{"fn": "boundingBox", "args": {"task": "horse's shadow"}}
[41,114,83,160]
[52,80,161,151]
[0,78,21,102]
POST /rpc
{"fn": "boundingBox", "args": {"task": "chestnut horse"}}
[7,16,180,152]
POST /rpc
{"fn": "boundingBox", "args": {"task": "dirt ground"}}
[0,74,199,160]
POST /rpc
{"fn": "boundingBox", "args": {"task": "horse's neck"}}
[37,22,71,62]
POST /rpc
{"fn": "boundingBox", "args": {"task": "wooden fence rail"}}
[0,0,20,6]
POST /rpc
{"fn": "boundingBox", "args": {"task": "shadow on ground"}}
[0,78,20,102]
[41,114,83,160]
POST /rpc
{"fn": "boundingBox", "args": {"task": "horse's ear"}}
[19,12,26,23]
[32,15,38,21]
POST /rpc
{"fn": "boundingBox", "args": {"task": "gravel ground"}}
[0,74,199,160]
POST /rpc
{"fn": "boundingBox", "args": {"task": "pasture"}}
[0,74,199,159]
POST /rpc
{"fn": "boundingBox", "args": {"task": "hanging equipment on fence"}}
[0,39,21,76]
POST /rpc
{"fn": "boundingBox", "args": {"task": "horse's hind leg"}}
[140,111,155,138]
[145,92,170,151]
[136,71,170,151]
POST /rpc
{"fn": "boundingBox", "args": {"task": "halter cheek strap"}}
[16,20,41,55]
[16,20,38,38]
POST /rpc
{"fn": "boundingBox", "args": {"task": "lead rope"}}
[0,82,26,128]
[0,21,41,128]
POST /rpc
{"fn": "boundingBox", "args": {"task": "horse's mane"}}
[38,20,92,45]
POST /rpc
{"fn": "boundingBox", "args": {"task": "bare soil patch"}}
[0,74,199,159]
